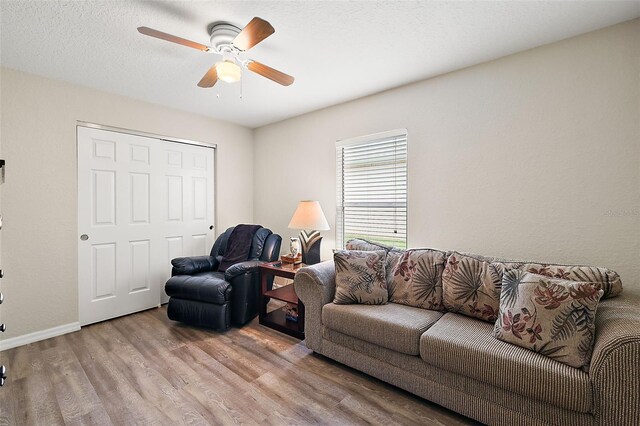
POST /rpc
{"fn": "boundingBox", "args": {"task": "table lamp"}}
[288,200,330,265]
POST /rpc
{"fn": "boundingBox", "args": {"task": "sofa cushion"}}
[442,252,505,322]
[495,270,603,369]
[389,249,447,311]
[322,327,593,417]
[165,271,230,304]
[323,302,443,355]
[420,312,592,412]
[333,250,388,305]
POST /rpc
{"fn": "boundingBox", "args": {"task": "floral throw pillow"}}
[333,250,388,305]
[389,249,447,310]
[494,270,603,369]
[513,263,622,299]
[442,252,505,321]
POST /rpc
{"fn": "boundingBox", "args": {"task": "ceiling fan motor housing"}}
[209,23,242,52]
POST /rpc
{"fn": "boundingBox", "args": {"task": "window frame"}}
[336,128,408,249]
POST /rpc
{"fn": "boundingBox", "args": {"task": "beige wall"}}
[254,20,640,292]
[0,68,254,339]
[1,19,638,343]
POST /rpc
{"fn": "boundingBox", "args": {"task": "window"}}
[336,129,408,249]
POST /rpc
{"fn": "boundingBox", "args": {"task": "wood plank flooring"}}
[0,306,478,425]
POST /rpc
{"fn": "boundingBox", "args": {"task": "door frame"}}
[77,121,218,149]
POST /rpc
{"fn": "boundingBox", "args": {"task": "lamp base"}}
[300,230,322,265]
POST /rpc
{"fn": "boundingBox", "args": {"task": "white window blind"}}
[336,129,408,249]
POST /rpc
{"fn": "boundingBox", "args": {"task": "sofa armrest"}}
[171,255,217,276]
[589,293,640,425]
[224,260,263,281]
[293,260,336,351]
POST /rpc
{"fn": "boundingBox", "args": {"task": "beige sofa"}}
[294,251,640,426]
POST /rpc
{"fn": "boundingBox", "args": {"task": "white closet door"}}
[160,142,215,304]
[78,126,215,325]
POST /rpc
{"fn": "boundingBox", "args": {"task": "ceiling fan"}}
[137,17,294,88]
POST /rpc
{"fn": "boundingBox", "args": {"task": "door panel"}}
[192,177,207,220]
[130,145,150,164]
[130,173,150,224]
[191,234,207,256]
[79,126,215,324]
[166,176,183,221]
[129,239,151,294]
[92,170,116,225]
[92,243,116,299]
[93,139,116,160]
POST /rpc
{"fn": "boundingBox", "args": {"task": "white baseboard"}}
[0,322,81,351]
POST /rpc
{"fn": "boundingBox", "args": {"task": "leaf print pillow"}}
[442,252,506,322]
[333,250,388,305]
[494,270,604,369]
[389,249,447,311]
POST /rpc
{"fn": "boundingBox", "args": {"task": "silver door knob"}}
[80,234,89,241]
[0,292,3,304]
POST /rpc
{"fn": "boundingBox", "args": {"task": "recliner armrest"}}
[224,260,264,281]
[171,255,218,276]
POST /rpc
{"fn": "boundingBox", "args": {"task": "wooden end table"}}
[258,262,305,339]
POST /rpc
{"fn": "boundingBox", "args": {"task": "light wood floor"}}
[0,305,478,425]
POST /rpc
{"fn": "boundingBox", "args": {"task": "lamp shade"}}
[288,201,330,231]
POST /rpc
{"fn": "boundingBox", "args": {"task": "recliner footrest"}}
[167,298,231,331]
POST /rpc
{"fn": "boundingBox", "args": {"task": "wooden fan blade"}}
[247,61,294,86]
[232,17,275,51]
[137,27,210,51]
[197,66,218,88]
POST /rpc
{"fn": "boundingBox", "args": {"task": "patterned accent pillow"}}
[333,250,388,305]
[389,249,447,311]
[442,252,505,321]
[506,262,622,300]
[494,270,603,369]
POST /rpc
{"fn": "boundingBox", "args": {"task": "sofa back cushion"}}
[345,238,393,252]
[388,249,448,311]
[494,270,603,369]
[333,250,389,305]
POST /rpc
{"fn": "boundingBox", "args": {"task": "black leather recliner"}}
[165,226,282,331]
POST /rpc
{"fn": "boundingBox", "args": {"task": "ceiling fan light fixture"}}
[216,60,241,83]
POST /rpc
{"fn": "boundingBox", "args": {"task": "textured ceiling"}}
[1,1,639,128]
